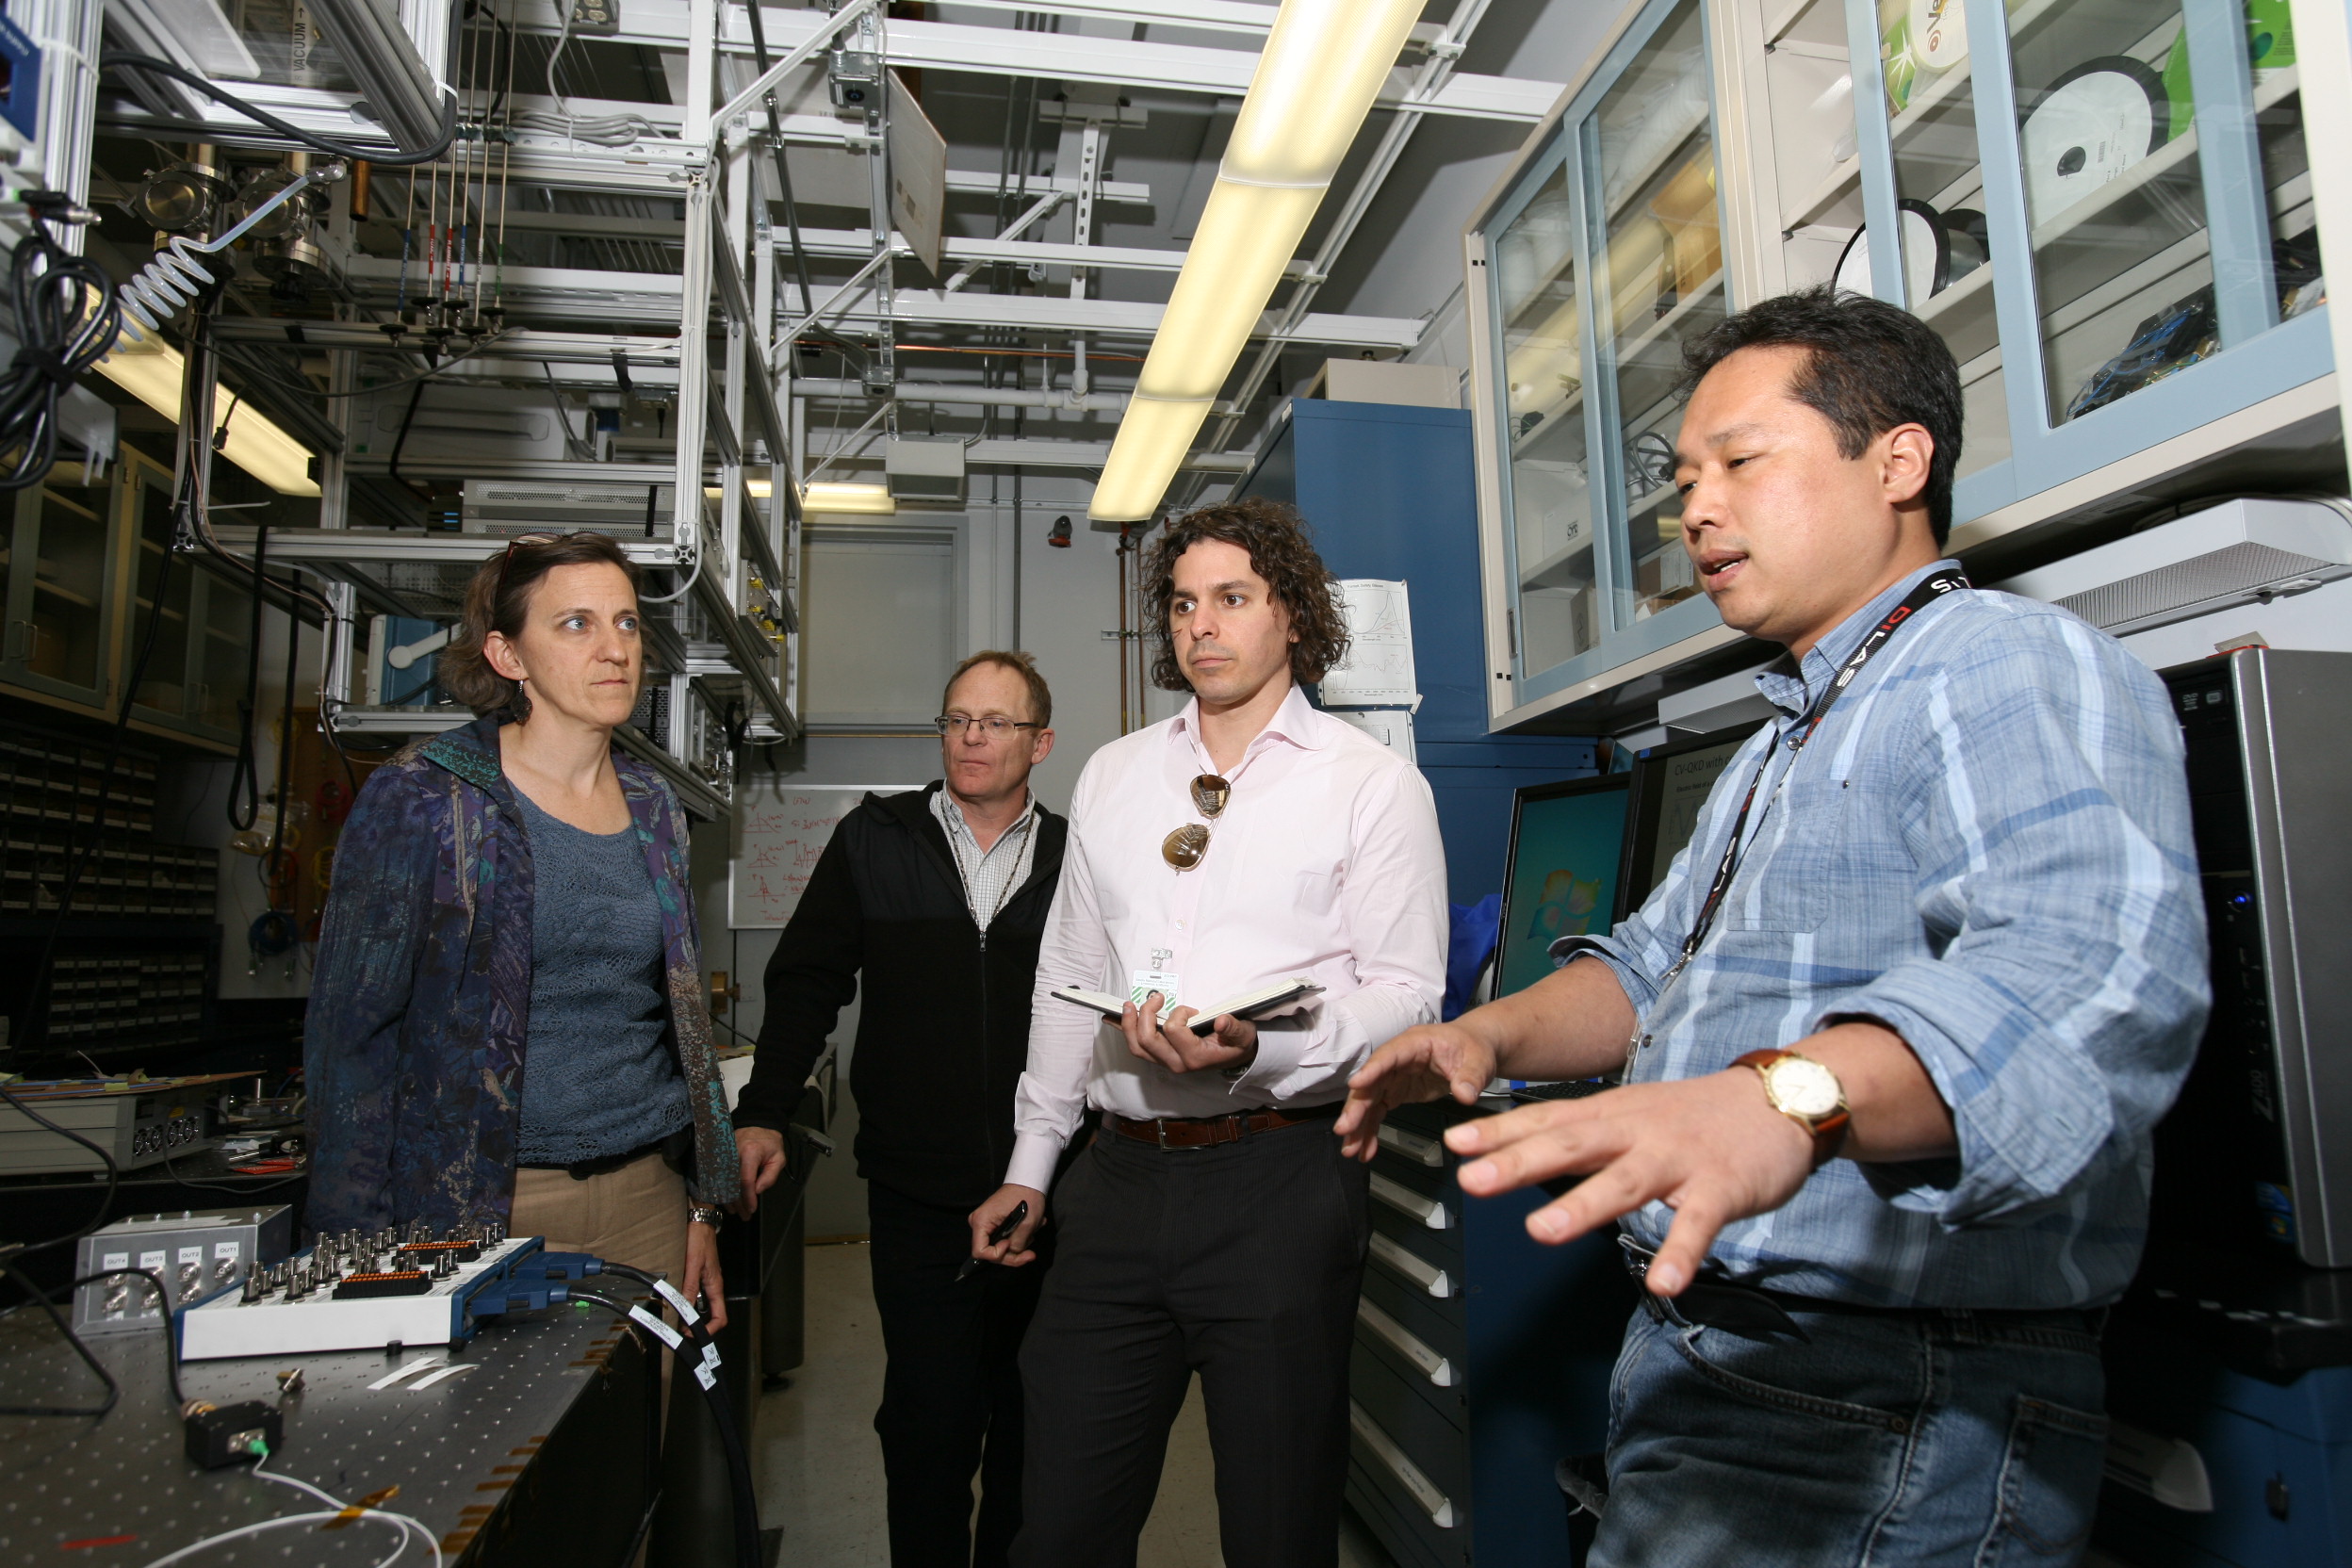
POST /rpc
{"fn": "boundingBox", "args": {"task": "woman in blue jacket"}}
[304,531,737,1322]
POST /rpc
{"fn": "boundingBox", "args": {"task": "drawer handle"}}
[1369,1172,1449,1229]
[1359,1298,1455,1387]
[1368,1232,1453,1298]
[1349,1399,1456,1529]
[1378,1123,1444,1167]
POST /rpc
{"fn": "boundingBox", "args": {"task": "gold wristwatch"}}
[1732,1049,1851,1166]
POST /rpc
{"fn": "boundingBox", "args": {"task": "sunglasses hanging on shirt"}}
[1162,774,1232,870]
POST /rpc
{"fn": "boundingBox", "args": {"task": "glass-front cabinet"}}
[1471,0,2336,727]
[1475,0,1731,718]
[0,467,121,709]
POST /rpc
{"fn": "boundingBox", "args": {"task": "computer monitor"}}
[1494,776,1633,999]
[1615,724,1762,923]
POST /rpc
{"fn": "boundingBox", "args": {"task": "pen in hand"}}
[956,1200,1029,1282]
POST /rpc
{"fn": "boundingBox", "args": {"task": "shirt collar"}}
[1754,558,1963,719]
[934,782,1034,850]
[1168,681,1328,766]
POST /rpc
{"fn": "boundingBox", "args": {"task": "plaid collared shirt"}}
[1559,561,2210,1310]
[930,784,1041,933]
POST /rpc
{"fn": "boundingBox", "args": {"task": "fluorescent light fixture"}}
[93,335,320,497]
[704,479,776,498]
[1133,184,1324,403]
[1088,395,1212,521]
[802,481,896,514]
[1090,0,1425,521]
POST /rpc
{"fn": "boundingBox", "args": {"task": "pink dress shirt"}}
[1004,682,1448,1193]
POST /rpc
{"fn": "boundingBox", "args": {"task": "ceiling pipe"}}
[792,376,1128,413]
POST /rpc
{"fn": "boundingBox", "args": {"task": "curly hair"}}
[1142,498,1349,692]
[438,531,643,723]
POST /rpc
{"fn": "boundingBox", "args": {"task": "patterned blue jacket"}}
[303,714,739,1239]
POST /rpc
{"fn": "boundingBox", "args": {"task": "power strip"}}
[176,1238,548,1361]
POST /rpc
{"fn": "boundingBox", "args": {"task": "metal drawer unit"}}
[1347,1101,1639,1568]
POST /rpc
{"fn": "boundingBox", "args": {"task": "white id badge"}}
[1129,970,1181,1020]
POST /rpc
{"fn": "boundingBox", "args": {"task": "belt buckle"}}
[1155,1118,1173,1151]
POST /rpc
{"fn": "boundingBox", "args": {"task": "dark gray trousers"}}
[1009,1118,1370,1568]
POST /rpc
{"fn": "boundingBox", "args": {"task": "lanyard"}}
[948,800,1036,928]
[1658,566,1969,992]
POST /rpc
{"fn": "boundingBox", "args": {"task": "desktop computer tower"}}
[2095,650,2352,1568]
[2152,647,2352,1269]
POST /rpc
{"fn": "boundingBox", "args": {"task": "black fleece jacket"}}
[734,782,1068,1212]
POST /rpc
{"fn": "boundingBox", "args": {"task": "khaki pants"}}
[511,1152,691,1289]
[514,1151,694,1435]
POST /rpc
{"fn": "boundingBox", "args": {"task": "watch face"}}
[1768,1057,1843,1119]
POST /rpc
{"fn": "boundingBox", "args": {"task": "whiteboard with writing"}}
[727,783,907,929]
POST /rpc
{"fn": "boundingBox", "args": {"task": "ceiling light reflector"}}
[1090,0,1425,521]
[93,335,319,496]
[803,482,897,515]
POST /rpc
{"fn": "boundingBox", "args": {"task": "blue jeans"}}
[1592,1295,2110,1568]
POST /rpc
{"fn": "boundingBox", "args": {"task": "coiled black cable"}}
[565,1280,762,1568]
[0,197,122,491]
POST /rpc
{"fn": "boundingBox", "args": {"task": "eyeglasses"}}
[933,713,1041,739]
[1162,774,1232,870]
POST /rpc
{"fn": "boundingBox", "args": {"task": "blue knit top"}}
[512,789,691,1166]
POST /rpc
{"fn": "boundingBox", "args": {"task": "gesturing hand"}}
[1334,1022,1498,1162]
[1121,992,1257,1076]
[1445,1069,1819,1297]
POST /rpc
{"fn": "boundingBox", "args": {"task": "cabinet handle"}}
[1370,1172,1449,1230]
[1368,1232,1453,1298]
[1358,1298,1455,1387]
[1349,1400,1455,1528]
[1378,1123,1444,1167]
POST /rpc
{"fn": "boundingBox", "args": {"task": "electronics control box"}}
[74,1206,294,1335]
[177,1235,548,1360]
[0,1082,219,1174]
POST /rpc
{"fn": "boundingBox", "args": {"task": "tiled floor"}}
[752,1241,1396,1567]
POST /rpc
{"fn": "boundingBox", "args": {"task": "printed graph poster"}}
[727,784,900,929]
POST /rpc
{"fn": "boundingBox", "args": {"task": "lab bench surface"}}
[0,1295,655,1565]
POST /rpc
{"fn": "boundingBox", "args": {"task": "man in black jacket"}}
[734,649,1066,1568]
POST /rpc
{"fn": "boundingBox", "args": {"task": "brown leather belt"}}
[1108,1101,1342,1151]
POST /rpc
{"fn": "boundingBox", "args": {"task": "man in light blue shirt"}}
[1339,286,2208,1567]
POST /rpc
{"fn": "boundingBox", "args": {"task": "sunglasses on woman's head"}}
[495,530,598,586]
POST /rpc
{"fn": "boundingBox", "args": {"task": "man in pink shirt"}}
[968,497,1448,1567]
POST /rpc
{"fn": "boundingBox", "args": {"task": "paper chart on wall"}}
[1319,579,1419,708]
[727,782,906,929]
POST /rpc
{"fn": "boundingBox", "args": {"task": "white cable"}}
[511,108,670,147]
[637,548,705,605]
[248,1483,411,1568]
[532,6,678,149]
[135,1510,413,1568]
[248,1449,437,1566]
[168,1446,449,1568]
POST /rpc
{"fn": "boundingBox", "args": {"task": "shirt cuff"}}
[1004,1129,1070,1195]
[1550,937,1660,1015]
[1822,958,2117,1228]
[1223,1004,1359,1102]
